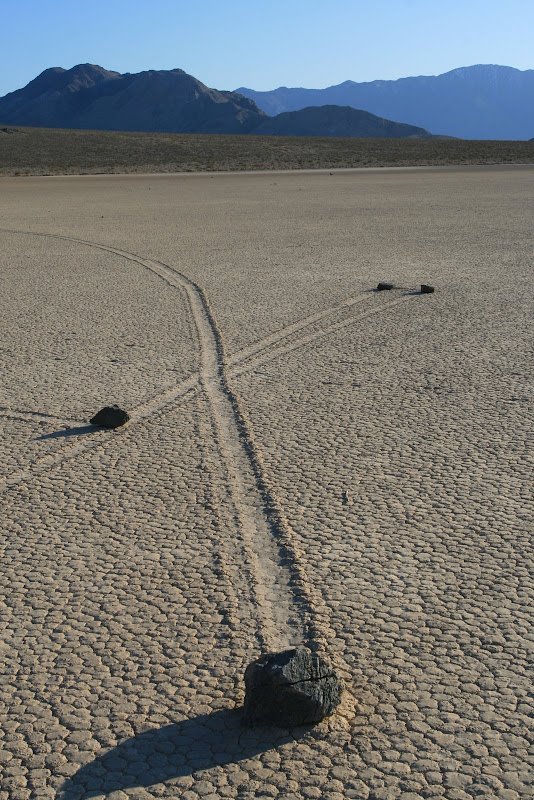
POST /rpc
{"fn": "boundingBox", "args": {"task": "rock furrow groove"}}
[0,229,410,678]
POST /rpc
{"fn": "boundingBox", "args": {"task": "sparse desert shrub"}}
[0,125,532,176]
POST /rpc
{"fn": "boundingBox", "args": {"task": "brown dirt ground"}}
[0,124,533,176]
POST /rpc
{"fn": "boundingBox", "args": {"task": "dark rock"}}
[90,405,130,428]
[420,284,435,293]
[377,282,394,291]
[243,648,344,726]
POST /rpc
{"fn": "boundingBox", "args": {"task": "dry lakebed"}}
[0,165,532,799]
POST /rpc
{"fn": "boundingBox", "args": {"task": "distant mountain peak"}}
[3,63,533,140]
[253,104,436,138]
[19,63,121,101]
[0,64,268,135]
[446,63,521,74]
[40,66,67,76]
[236,64,534,139]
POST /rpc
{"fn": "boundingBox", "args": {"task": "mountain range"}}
[237,65,534,140]
[1,63,532,140]
[0,64,438,139]
[0,65,266,135]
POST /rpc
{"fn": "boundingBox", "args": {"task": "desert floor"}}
[0,166,532,800]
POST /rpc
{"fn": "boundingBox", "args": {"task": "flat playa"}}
[0,166,532,799]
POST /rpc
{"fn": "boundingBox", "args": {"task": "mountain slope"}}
[253,105,435,138]
[0,64,267,134]
[0,65,122,127]
[237,65,534,139]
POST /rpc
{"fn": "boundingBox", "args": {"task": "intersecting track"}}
[0,407,80,425]
[0,228,415,672]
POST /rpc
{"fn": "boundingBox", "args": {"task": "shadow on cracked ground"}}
[35,424,101,440]
[59,708,309,798]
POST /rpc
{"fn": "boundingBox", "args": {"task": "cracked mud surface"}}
[0,166,532,799]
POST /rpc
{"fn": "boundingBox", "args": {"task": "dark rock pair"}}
[377,282,394,291]
[377,282,435,293]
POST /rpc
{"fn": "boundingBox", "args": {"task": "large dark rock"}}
[420,284,435,294]
[377,282,394,291]
[243,648,344,726]
[90,405,130,428]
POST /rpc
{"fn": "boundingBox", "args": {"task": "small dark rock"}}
[377,282,394,291]
[90,405,130,428]
[420,284,435,294]
[243,648,344,727]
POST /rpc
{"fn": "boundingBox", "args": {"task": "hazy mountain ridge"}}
[237,65,534,139]
[253,105,434,138]
[0,64,439,139]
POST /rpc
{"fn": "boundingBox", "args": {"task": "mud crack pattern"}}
[0,166,532,800]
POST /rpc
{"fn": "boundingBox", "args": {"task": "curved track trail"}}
[0,228,415,666]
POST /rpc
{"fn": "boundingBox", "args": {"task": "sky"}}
[2,0,533,97]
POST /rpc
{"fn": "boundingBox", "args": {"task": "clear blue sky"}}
[2,0,533,97]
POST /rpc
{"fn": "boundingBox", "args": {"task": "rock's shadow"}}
[59,708,308,799]
[36,424,99,440]
[369,288,428,296]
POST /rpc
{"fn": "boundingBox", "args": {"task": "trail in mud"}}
[0,228,413,663]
